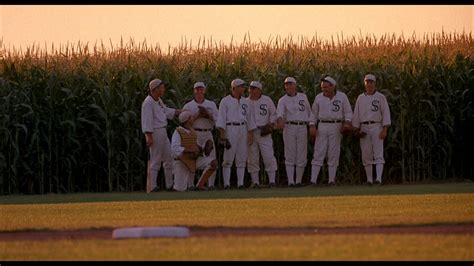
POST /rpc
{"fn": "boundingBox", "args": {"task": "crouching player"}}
[171,111,217,191]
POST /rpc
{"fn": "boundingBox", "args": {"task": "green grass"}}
[1,182,473,205]
[1,235,473,261]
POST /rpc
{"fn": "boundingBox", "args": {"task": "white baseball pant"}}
[147,128,173,192]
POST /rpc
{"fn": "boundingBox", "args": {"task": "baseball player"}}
[246,81,278,188]
[171,111,218,192]
[309,76,353,186]
[182,82,219,189]
[275,77,314,187]
[352,74,391,185]
[141,78,182,193]
[216,78,257,189]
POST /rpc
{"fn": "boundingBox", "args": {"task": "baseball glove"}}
[353,129,367,139]
[203,139,214,156]
[198,106,211,119]
[260,123,274,137]
[218,138,232,150]
[340,124,352,136]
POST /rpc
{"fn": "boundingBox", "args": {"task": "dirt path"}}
[0,224,472,241]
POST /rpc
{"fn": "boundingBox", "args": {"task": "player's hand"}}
[247,131,254,146]
[175,109,184,116]
[379,128,387,139]
[145,133,153,147]
[309,126,317,145]
[275,119,285,129]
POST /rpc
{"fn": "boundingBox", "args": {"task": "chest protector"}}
[177,127,198,173]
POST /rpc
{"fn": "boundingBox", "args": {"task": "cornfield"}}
[1,32,473,194]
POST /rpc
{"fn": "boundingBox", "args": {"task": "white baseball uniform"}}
[141,95,175,192]
[310,91,353,184]
[246,94,278,186]
[276,92,314,185]
[182,99,219,187]
[171,126,215,192]
[352,91,391,183]
[216,95,256,188]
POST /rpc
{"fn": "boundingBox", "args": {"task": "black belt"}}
[319,120,343,123]
[286,121,307,125]
[194,128,212,132]
[361,121,380,125]
[226,122,245,126]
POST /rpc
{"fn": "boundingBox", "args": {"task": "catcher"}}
[171,111,217,192]
[308,75,353,186]
[246,81,278,188]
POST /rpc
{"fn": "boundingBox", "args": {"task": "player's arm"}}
[171,130,185,159]
[379,95,391,139]
[275,98,285,129]
[342,94,353,128]
[141,101,154,147]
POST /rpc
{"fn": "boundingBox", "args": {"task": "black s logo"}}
[298,100,306,111]
[242,104,248,116]
[371,100,379,112]
[332,100,341,112]
[259,104,268,116]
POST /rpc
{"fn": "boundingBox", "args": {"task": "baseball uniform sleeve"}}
[171,130,185,159]
[141,100,153,133]
[216,98,227,129]
[305,95,315,123]
[381,95,391,127]
[247,101,257,131]
[276,97,285,120]
[310,96,319,126]
[164,106,176,120]
[268,98,277,124]
[342,94,353,122]
[352,96,361,128]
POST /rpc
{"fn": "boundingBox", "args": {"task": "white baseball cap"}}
[284,77,296,84]
[178,110,192,123]
[193,82,206,89]
[149,79,165,90]
[249,81,262,89]
[231,78,246,88]
[321,76,337,86]
[364,74,376,82]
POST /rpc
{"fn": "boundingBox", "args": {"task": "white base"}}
[112,226,190,239]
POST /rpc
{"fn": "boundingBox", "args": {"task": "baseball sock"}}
[207,172,216,187]
[376,164,384,182]
[286,165,295,185]
[295,167,305,184]
[364,165,373,183]
[267,171,276,184]
[236,167,245,187]
[311,165,321,184]
[328,166,337,184]
[223,167,231,187]
[164,167,173,189]
[250,172,260,185]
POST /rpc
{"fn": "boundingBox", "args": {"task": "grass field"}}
[0,182,473,260]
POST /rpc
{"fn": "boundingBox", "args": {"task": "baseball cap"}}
[284,77,296,84]
[364,74,376,82]
[321,76,337,86]
[231,78,246,88]
[249,81,262,90]
[149,79,165,90]
[178,110,192,123]
[193,82,206,89]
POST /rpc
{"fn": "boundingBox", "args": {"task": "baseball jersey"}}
[182,99,219,130]
[311,91,353,124]
[352,91,391,128]
[141,95,176,133]
[216,95,256,131]
[276,92,314,123]
[246,95,277,127]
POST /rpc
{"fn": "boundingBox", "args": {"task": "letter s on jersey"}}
[259,104,268,116]
[298,100,306,111]
[241,104,248,115]
[371,100,380,112]
[332,100,341,112]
